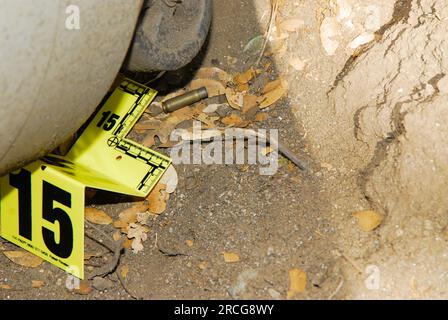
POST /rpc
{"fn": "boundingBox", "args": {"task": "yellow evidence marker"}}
[0,79,171,279]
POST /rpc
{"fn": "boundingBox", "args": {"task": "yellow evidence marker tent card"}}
[0,79,171,279]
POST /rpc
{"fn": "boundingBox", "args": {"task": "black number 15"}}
[9,169,74,259]
[97,111,120,131]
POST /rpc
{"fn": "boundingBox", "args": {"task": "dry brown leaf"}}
[259,79,288,109]
[127,223,149,254]
[147,183,169,215]
[134,119,162,132]
[3,250,43,268]
[142,108,193,147]
[142,132,156,148]
[280,18,305,32]
[234,67,255,85]
[255,113,268,122]
[123,238,133,249]
[0,284,12,290]
[287,268,307,299]
[196,113,219,128]
[120,265,129,278]
[269,40,288,56]
[354,210,383,231]
[31,280,45,288]
[185,240,194,247]
[195,67,232,83]
[225,87,244,110]
[84,252,100,260]
[85,207,113,225]
[221,114,249,128]
[237,83,250,92]
[262,79,282,93]
[159,165,178,194]
[74,280,92,295]
[190,78,226,97]
[113,231,122,241]
[223,252,240,263]
[113,202,149,232]
[198,261,209,270]
[242,94,259,115]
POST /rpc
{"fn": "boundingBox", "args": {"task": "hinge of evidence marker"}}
[0,79,171,279]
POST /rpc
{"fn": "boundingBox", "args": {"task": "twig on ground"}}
[328,279,344,300]
[85,221,124,279]
[115,270,141,300]
[339,251,364,274]
[257,0,279,65]
[176,128,309,171]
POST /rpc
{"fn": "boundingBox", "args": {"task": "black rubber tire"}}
[125,0,212,72]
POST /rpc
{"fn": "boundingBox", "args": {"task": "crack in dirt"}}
[357,73,445,211]
[327,0,414,96]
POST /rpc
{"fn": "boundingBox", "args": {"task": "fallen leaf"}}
[237,83,250,92]
[195,67,232,83]
[3,250,43,268]
[354,210,383,231]
[85,207,113,225]
[134,119,162,132]
[84,252,101,260]
[0,284,11,290]
[195,113,219,128]
[259,79,288,109]
[198,261,209,270]
[123,238,133,249]
[185,240,194,247]
[127,223,149,254]
[120,265,129,278]
[242,94,259,115]
[142,107,193,147]
[234,67,255,85]
[74,280,92,295]
[31,280,45,288]
[142,132,156,148]
[137,212,151,225]
[269,40,288,57]
[225,88,244,110]
[147,183,169,215]
[287,268,307,299]
[280,18,305,32]
[221,114,249,128]
[190,78,226,97]
[113,202,149,232]
[243,35,264,54]
[262,79,282,93]
[113,231,122,241]
[202,104,220,113]
[255,113,268,122]
[223,252,240,263]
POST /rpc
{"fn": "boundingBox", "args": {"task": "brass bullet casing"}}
[162,87,208,113]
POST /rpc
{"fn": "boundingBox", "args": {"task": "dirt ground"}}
[1,0,448,300]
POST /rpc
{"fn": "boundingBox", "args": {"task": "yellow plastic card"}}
[0,79,171,279]
[0,161,85,278]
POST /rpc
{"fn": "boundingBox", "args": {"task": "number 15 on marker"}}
[0,161,84,278]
